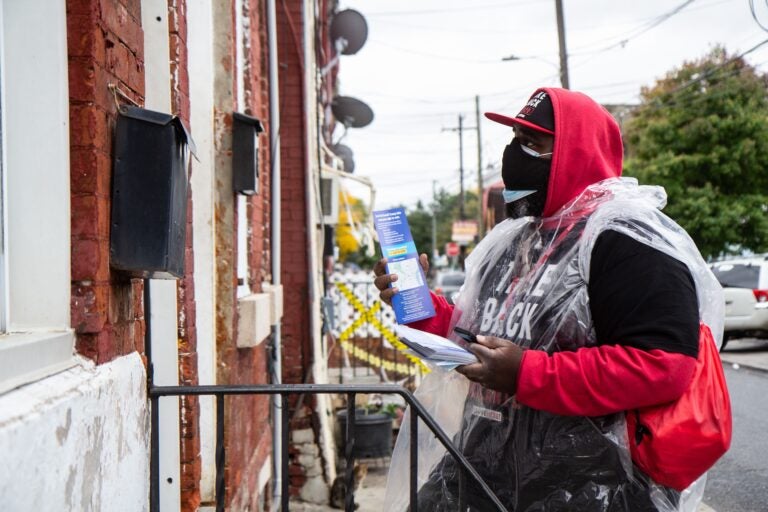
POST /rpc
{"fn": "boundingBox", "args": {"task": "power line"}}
[366,17,519,36]
[653,38,768,106]
[567,38,767,97]
[571,0,697,56]
[351,89,515,105]
[375,176,461,188]
[365,0,545,17]
[594,49,768,122]
[749,0,768,32]
[368,39,502,64]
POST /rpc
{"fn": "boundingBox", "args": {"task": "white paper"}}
[394,324,478,367]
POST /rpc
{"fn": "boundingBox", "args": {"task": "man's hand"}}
[456,335,525,395]
[373,254,429,306]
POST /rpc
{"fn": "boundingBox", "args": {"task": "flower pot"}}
[336,409,393,458]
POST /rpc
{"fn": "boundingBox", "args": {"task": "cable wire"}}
[570,0,697,56]
[365,0,545,17]
[749,0,768,32]
[651,38,768,108]
[368,39,503,64]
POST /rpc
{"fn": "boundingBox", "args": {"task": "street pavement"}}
[718,338,768,373]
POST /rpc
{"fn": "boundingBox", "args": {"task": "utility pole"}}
[431,180,438,260]
[442,114,467,220]
[475,95,484,238]
[554,0,570,89]
[443,111,484,270]
[458,114,465,220]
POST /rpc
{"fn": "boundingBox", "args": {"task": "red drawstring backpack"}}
[626,323,732,491]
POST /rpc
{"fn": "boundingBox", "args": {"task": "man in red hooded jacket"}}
[374,88,701,510]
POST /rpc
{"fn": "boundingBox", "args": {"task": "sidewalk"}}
[290,467,716,511]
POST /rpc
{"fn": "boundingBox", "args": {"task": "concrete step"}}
[290,464,387,511]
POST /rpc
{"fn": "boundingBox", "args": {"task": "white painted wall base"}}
[187,0,217,500]
[141,0,182,507]
[0,352,150,511]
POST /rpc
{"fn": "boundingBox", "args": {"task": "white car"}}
[433,270,465,305]
[710,257,768,350]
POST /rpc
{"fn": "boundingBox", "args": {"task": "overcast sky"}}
[333,0,768,211]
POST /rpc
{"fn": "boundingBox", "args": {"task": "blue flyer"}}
[373,208,436,324]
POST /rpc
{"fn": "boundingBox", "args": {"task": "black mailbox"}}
[232,112,264,195]
[110,106,197,279]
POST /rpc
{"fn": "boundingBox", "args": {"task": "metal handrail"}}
[148,383,508,512]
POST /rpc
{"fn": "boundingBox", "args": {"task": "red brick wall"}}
[167,1,202,510]
[218,1,275,509]
[68,1,206,508]
[277,0,309,382]
[276,0,318,496]
[245,0,273,289]
[67,0,299,507]
[68,0,147,364]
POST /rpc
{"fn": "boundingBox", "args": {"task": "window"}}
[0,0,75,393]
[712,263,761,289]
[438,273,466,287]
[237,195,250,298]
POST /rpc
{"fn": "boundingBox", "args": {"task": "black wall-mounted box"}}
[110,106,197,279]
[232,112,264,195]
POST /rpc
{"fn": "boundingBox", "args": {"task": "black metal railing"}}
[148,383,508,512]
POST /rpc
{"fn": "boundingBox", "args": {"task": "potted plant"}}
[336,403,395,459]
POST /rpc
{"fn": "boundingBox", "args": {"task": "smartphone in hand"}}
[453,326,478,344]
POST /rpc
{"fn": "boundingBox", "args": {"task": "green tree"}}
[624,46,768,259]
[407,200,434,259]
[405,188,480,264]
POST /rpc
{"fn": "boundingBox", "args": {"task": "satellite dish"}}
[331,96,374,129]
[332,144,355,173]
[330,9,368,55]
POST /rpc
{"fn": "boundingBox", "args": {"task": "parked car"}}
[433,270,465,305]
[711,257,768,350]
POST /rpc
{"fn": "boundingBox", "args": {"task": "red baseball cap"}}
[485,90,555,135]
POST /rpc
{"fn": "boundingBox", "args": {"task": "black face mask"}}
[502,138,552,218]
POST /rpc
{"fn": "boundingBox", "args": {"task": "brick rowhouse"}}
[276,0,315,497]
[214,1,275,509]
[68,0,147,364]
[167,1,203,510]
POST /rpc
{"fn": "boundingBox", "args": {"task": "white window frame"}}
[0,0,75,394]
[234,0,252,299]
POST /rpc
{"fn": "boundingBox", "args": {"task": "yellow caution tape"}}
[335,282,429,375]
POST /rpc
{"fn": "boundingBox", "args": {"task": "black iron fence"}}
[148,382,507,512]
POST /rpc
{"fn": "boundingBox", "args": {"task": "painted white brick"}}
[299,475,329,504]
[297,443,319,456]
[0,353,149,511]
[291,428,315,444]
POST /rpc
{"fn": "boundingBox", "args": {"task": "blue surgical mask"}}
[520,144,553,159]
[502,189,536,204]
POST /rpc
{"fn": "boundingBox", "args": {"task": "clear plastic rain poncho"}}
[384,177,724,512]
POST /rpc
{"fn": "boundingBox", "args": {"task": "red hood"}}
[539,88,623,217]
